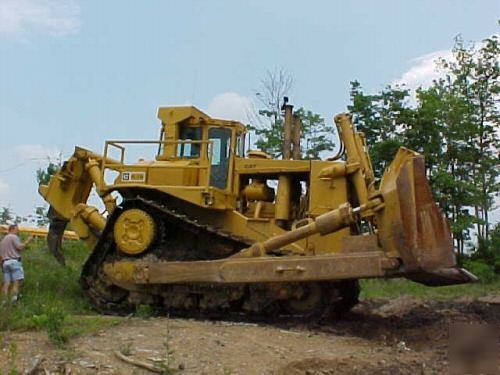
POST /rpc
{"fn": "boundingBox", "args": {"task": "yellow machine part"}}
[242,180,275,202]
[113,208,156,255]
[0,224,79,240]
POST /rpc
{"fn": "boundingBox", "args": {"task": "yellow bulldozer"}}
[38,99,476,317]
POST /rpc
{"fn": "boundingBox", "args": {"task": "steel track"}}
[80,196,360,320]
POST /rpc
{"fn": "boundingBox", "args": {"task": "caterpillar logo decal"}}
[121,171,146,182]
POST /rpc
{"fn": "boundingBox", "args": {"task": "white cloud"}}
[0,0,80,38]
[393,49,453,91]
[15,144,61,162]
[206,92,257,124]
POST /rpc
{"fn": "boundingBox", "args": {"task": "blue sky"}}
[0,0,498,219]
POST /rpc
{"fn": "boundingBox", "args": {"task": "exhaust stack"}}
[281,97,301,160]
[281,97,293,160]
[292,114,301,159]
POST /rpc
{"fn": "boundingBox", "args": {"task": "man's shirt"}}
[0,233,22,261]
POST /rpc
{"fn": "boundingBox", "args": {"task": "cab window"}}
[236,133,245,157]
[177,126,201,158]
[208,127,232,189]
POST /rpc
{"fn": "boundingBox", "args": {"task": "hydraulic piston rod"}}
[233,202,358,258]
[233,198,384,258]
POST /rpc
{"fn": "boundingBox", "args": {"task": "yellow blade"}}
[377,148,477,285]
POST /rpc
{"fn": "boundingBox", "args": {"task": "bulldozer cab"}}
[155,106,246,192]
[170,123,233,189]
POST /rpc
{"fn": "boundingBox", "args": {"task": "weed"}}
[135,304,154,319]
[45,307,69,346]
[0,303,13,331]
[156,316,178,375]
[120,340,134,356]
[32,306,69,346]
[0,241,123,343]
[156,363,177,375]
[462,260,497,284]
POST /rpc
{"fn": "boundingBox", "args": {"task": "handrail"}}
[100,139,215,191]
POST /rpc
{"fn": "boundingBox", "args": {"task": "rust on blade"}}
[398,155,455,270]
[377,148,471,285]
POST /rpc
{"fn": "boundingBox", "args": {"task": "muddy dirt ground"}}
[1,295,499,374]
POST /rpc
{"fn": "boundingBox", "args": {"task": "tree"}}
[34,206,50,227]
[346,28,499,256]
[410,79,477,254]
[255,68,294,125]
[403,87,444,174]
[0,207,13,225]
[36,161,60,185]
[249,115,286,158]
[457,35,498,242]
[348,81,411,176]
[432,34,500,247]
[250,68,335,159]
[294,108,335,159]
[348,76,483,254]
[249,68,293,158]
[35,160,62,227]
[0,207,25,226]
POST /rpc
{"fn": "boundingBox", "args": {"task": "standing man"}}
[1,225,33,303]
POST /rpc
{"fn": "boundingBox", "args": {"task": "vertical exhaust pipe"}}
[282,97,293,160]
[276,97,294,223]
[292,114,301,160]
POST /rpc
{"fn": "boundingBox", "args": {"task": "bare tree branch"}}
[254,67,294,122]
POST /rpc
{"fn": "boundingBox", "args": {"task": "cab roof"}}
[157,105,246,132]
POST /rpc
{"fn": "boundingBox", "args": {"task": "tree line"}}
[252,31,499,266]
[348,33,499,261]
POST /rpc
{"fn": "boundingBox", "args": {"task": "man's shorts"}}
[2,259,24,283]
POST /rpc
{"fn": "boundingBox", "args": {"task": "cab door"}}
[208,127,232,189]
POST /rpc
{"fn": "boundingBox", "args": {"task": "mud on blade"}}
[377,148,478,286]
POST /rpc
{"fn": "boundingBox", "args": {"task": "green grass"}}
[360,277,500,300]
[0,239,120,345]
